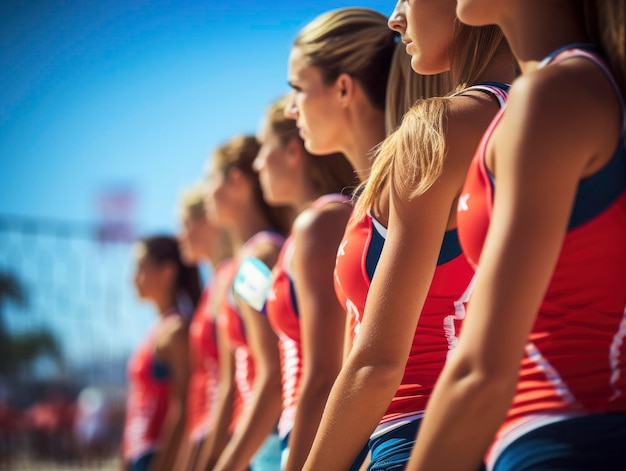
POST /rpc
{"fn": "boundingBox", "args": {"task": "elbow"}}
[444,354,519,414]
[346,350,407,391]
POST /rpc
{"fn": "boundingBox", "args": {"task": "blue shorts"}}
[279,431,368,471]
[493,413,626,471]
[129,451,154,471]
[368,420,486,471]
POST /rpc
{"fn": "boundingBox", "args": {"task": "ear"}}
[336,73,356,108]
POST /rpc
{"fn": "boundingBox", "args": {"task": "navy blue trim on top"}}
[366,221,385,282]
[153,358,170,381]
[437,230,463,265]
[569,144,626,229]
[289,278,299,318]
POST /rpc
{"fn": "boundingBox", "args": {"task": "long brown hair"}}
[212,135,294,236]
[139,235,202,312]
[355,23,510,217]
[266,95,358,196]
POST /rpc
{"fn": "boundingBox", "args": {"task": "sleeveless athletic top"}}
[334,84,509,439]
[456,46,626,466]
[218,231,285,425]
[186,260,232,441]
[266,194,351,439]
[122,307,182,461]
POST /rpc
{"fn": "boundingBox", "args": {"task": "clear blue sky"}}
[0,0,394,375]
[1,0,392,234]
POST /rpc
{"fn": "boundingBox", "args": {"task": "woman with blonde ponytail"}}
[302,1,516,470]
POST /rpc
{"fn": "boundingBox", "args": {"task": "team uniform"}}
[186,260,232,444]
[218,231,285,468]
[334,84,509,470]
[456,46,626,470]
[265,194,350,467]
[122,308,183,471]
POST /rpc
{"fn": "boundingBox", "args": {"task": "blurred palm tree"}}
[0,270,62,377]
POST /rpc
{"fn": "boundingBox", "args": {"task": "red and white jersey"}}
[218,231,285,424]
[334,211,476,437]
[456,46,626,466]
[122,308,182,461]
[186,260,232,442]
[266,194,350,438]
[335,84,508,438]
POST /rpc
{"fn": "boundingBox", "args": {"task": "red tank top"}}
[218,232,285,426]
[334,84,508,438]
[456,46,626,463]
[122,308,181,460]
[186,260,232,441]
[266,194,350,438]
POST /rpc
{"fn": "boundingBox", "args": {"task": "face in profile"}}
[286,47,344,155]
[253,121,299,206]
[178,214,217,265]
[203,164,236,227]
[132,243,171,302]
[389,0,457,75]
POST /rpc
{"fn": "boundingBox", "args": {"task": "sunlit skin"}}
[253,110,352,471]
[178,212,221,265]
[130,242,190,471]
[301,1,516,470]
[390,0,457,76]
[285,47,386,182]
[404,1,624,471]
[201,156,285,471]
[253,122,312,209]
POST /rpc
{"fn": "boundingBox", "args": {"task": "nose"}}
[388,1,407,33]
[284,91,298,119]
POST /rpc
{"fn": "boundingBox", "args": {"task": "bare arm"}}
[150,317,190,471]
[302,95,493,471]
[407,66,620,471]
[194,323,235,471]
[213,242,283,471]
[282,203,351,471]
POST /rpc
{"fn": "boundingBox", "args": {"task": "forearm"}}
[407,358,517,471]
[303,362,402,471]
[151,407,186,471]
[283,378,336,471]
[213,372,282,471]
[195,384,234,471]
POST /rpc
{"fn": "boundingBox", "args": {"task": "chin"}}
[304,139,336,158]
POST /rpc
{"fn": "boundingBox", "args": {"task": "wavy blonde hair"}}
[355,22,510,217]
[294,7,397,111]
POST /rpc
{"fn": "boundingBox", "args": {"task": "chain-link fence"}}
[0,215,154,470]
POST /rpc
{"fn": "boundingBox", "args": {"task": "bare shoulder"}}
[250,237,283,267]
[498,59,621,173]
[439,92,503,184]
[160,314,187,340]
[293,199,352,242]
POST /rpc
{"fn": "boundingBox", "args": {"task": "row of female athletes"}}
[120,1,626,470]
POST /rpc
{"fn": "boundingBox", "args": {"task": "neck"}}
[290,180,321,215]
[227,204,275,251]
[155,295,176,317]
[341,101,386,182]
[499,2,587,74]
